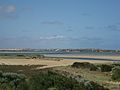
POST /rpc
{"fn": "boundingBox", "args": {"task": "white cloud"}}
[39,35,65,40]
[0,5,16,13]
[41,21,64,25]
[0,5,17,19]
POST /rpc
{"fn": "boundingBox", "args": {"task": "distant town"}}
[0,48,120,53]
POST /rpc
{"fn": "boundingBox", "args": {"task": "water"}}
[64,58,120,62]
[1,51,120,56]
[0,51,120,57]
[44,52,120,57]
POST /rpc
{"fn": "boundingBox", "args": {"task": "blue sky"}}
[0,0,120,49]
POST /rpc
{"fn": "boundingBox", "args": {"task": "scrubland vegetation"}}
[0,62,110,90]
[0,69,109,90]
[0,53,120,90]
[0,62,120,90]
[53,62,120,90]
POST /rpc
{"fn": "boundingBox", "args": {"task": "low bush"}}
[29,71,83,90]
[0,69,109,90]
[112,66,120,81]
[71,62,98,71]
[84,80,108,90]
[0,71,27,90]
[29,71,108,90]
[17,54,25,57]
[112,63,120,67]
[98,64,113,72]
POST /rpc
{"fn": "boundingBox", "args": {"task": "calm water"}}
[44,52,120,57]
[0,51,120,56]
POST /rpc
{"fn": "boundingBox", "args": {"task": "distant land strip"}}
[0,48,120,53]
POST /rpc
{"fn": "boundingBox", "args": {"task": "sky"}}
[0,0,120,49]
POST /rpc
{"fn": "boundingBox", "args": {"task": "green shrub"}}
[112,63,120,67]
[0,72,27,90]
[0,70,109,90]
[84,80,108,90]
[29,71,108,90]
[89,64,98,71]
[17,54,25,57]
[72,62,90,68]
[29,71,85,90]
[112,66,120,81]
[72,62,98,71]
[98,64,113,72]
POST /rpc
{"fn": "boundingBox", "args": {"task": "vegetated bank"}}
[0,63,109,90]
[53,62,120,90]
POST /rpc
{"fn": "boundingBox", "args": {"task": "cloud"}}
[116,22,120,25]
[105,24,120,31]
[0,36,69,48]
[39,35,65,40]
[39,35,103,45]
[81,37,102,41]
[0,5,16,13]
[0,14,18,19]
[67,29,73,32]
[84,26,94,30]
[72,37,104,48]
[0,36,109,49]
[81,13,91,16]
[22,6,32,11]
[81,37,103,44]
[41,21,64,25]
[66,26,73,32]
[0,5,17,19]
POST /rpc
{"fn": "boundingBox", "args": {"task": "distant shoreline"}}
[0,48,120,53]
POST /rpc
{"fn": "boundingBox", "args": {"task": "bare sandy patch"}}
[0,57,115,69]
